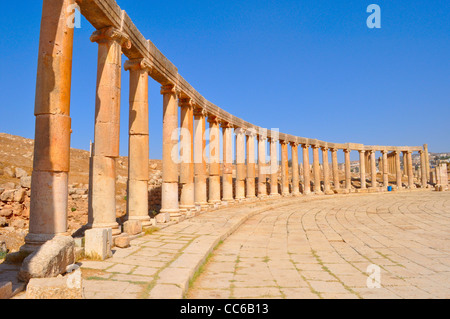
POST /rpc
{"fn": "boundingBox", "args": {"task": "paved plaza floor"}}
[65,191,449,299]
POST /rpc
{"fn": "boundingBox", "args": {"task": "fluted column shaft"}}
[370,151,377,188]
[269,138,279,196]
[89,27,131,234]
[235,128,246,200]
[407,151,414,188]
[359,150,366,189]
[281,141,290,196]
[424,144,430,183]
[382,151,389,187]
[312,145,322,194]
[246,132,257,198]
[395,151,402,189]
[222,123,234,202]
[331,149,340,191]
[302,144,311,194]
[160,84,180,218]
[25,0,75,252]
[322,148,331,194]
[194,108,208,208]
[208,117,221,204]
[125,59,151,225]
[344,149,351,190]
[179,98,195,212]
[291,143,300,195]
[258,136,268,198]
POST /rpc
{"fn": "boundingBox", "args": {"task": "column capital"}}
[258,135,268,142]
[343,148,351,154]
[220,121,234,129]
[290,141,299,147]
[311,144,319,150]
[193,107,207,117]
[207,115,220,124]
[235,127,246,135]
[358,149,366,154]
[301,143,309,149]
[321,146,329,152]
[160,84,180,96]
[90,26,131,49]
[179,97,194,109]
[124,58,153,73]
[280,140,288,145]
[246,128,257,137]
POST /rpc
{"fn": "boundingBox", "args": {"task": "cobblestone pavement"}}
[187,191,450,299]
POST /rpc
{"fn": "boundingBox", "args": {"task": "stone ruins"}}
[2,0,446,298]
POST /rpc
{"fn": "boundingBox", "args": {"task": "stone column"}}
[331,149,340,191]
[359,150,366,189]
[420,150,427,187]
[124,58,151,226]
[89,27,131,235]
[269,138,279,196]
[312,145,322,194]
[395,151,402,189]
[344,149,351,191]
[221,122,234,203]
[302,144,311,195]
[322,147,332,195]
[160,84,180,219]
[24,0,75,253]
[258,135,268,198]
[406,151,414,188]
[370,151,377,189]
[280,141,290,196]
[291,143,300,195]
[208,116,221,205]
[424,144,430,183]
[246,131,257,198]
[381,150,389,188]
[179,98,195,213]
[235,128,246,200]
[193,108,208,209]
[402,151,408,177]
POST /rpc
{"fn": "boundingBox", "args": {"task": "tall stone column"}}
[246,131,257,198]
[193,108,208,209]
[280,141,290,196]
[420,150,427,188]
[406,151,414,188]
[221,122,234,203]
[322,147,332,195]
[312,145,322,194]
[25,0,75,253]
[381,150,389,188]
[291,143,300,195]
[258,135,268,198]
[370,151,377,189]
[424,144,430,183]
[402,151,408,177]
[344,149,351,191]
[330,149,339,191]
[235,128,246,200]
[359,150,366,189]
[269,138,279,196]
[179,98,195,212]
[208,116,221,205]
[89,27,131,235]
[124,58,151,226]
[395,151,402,189]
[302,144,311,195]
[160,84,181,219]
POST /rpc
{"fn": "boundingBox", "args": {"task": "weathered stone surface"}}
[155,212,170,224]
[84,228,112,260]
[3,167,14,178]
[25,273,83,299]
[0,282,12,299]
[19,236,75,282]
[0,240,7,254]
[0,190,15,202]
[20,176,32,189]
[14,167,28,179]
[0,217,7,227]
[0,209,13,218]
[13,189,26,203]
[114,235,131,248]
[123,220,142,235]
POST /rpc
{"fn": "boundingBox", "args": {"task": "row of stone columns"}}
[25,0,433,251]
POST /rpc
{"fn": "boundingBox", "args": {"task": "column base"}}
[128,216,152,227]
[90,222,121,236]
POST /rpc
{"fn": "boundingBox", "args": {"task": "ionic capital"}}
[90,26,131,49]
[193,107,207,118]
[160,84,180,96]
[124,58,153,73]
[220,121,234,129]
[321,147,329,152]
[258,135,268,142]
[235,127,246,135]
[207,115,220,124]
[179,97,194,109]
[358,150,365,154]
[290,141,299,147]
[301,144,309,149]
[280,140,288,146]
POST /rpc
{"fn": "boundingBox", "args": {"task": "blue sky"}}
[0,0,449,161]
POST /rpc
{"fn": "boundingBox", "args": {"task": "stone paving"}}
[187,191,450,299]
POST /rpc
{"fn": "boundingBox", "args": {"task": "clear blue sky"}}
[0,0,449,161]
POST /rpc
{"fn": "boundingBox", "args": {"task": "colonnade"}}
[23,0,432,252]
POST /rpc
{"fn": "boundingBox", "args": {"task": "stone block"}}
[20,176,32,189]
[0,190,15,202]
[155,212,170,224]
[84,228,112,260]
[0,282,12,299]
[114,235,131,248]
[25,271,83,299]
[19,236,75,282]
[13,189,26,203]
[123,220,142,235]
[14,168,28,179]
